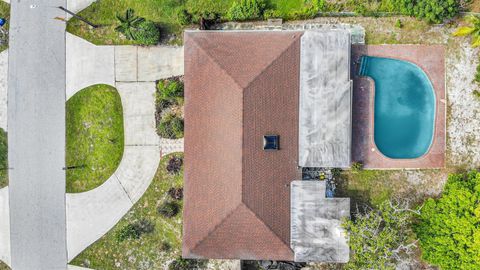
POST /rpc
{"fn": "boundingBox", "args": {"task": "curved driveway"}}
[0,33,184,265]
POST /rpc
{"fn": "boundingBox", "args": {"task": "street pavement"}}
[8,0,68,269]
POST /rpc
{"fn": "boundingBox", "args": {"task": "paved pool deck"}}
[351,45,446,169]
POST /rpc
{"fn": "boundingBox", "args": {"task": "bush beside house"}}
[155,77,184,139]
[414,171,480,269]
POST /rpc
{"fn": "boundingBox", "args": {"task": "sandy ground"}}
[446,41,480,168]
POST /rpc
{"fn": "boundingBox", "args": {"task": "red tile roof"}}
[183,31,303,260]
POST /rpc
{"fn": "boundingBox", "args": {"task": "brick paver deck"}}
[351,45,446,169]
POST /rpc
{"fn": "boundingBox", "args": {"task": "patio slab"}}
[351,45,446,169]
[116,82,159,146]
[115,46,138,82]
[137,46,184,81]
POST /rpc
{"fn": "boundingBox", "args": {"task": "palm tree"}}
[115,8,145,40]
[453,15,480,47]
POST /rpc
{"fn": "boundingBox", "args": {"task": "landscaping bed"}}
[0,128,7,189]
[71,153,186,269]
[66,84,124,193]
[155,76,184,139]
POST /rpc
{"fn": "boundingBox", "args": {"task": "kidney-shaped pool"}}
[358,56,435,159]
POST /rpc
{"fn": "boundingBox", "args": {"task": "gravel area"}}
[446,41,480,168]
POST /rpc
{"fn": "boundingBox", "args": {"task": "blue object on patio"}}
[0,18,6,27]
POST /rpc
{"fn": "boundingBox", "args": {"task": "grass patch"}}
[66,0,202,45]
[0,261,9,270]
[270,0,305,15]
[0,1,9,52]
[336,169,401,207]
[66,84,124,193]
[0,128,7,189]
[66,0,326,45]
[71,153,184,269]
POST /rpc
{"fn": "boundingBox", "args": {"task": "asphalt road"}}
[8,0,67,269]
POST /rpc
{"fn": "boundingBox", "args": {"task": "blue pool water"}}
[358,56,435,159]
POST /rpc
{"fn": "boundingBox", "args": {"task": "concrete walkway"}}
[66,82,160,260]
[0,33,185,266]
[67,34,114,99]
[1,0,97,15]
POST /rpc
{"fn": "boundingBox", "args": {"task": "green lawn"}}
[0,128,7,189]
[66,84,124,193]
[66,0,312,45]
[269,0,305,16]
[71,153,184,269]
[66,0,231,46]
[336,169,400,207]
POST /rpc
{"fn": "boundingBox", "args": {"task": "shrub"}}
[413,0,459,24]
[115,8,160,45]
[116,223,138,242]
[157,113,184,139]
[167,155,183,175]
[453,15,480,47]
[475,61,480,84]
[0,128,7,186]
[393,0,459,23]
[168,257,208,270]
[414,171,480,269]
[474,90,480,100]
[395,19,403,28]
[263,9,282,19]
[160,241,172,252]
[168,187,184,200]
[344,200,417,269]
[227,0,267,21]
[157,80,184,101]
[133,219,155,234]
[313,0,328,11]
[115,8,145,40]
[177,9,193,25]
[155,78,184,112]
[287,5,319,20]
[351,161,364,171]
[157,200,180,218]
[134,20,160,45]
[115,219,155,242]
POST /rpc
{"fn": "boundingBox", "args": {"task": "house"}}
[183,30,351,263]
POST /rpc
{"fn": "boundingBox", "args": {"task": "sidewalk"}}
[0,33,185,265]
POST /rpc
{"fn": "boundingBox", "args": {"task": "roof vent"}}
[263,135,279,151]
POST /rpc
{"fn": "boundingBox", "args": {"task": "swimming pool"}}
[358,56,435,159]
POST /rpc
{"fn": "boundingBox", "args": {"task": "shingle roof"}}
[183,31,302,260]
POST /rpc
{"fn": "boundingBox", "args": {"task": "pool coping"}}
[351,45,446,169]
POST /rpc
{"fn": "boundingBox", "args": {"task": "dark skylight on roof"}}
[263,135,279,150]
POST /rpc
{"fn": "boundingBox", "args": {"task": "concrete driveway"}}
[0,32,184,267]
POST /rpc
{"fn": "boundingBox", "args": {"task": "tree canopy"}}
[415,171,480,269]
[343,200,417,270]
